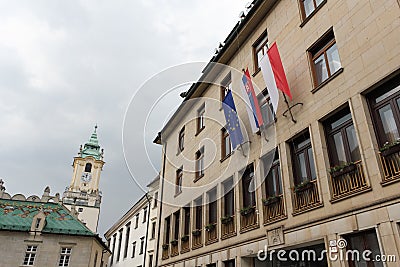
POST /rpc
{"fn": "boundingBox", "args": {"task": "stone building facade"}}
[154,0,400,266]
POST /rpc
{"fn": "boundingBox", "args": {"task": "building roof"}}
[0,199,94,236]
[81,125,102,160]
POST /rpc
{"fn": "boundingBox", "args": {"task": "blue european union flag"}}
[222,90,244,150]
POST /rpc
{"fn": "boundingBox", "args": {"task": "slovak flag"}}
[260,42,292,114]
[241,68,264,133]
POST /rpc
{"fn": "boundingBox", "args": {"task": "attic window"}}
[35,218,41,229]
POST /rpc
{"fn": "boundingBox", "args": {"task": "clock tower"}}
[62,126,105,233]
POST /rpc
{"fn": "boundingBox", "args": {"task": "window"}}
[183,206,190,236]
[223,178,235,217]
[176,168,183,194]
[195,147,205,180]
[151,222,156,239]
[224,259,235,267]
[116,229,123,262]
[300,0,325,20]
[143,208,147,223]
[148,255,154,267]
[221,128,232,159]
[178,126,185,152]
[369,79,400,146]
[194,197,203,230]
[258,90,275,127]
[207,188,217,224]
[164,216,171,244]
[309,29,342,88]
[241,164,256,208]
[59,247,72,267]
[135,214,139,229]
[290,131,317,185]
[344,230,383,267]
[35,218,41,229]
[139,237,145,255]
[262,149,282,197]
[124,223,130,259]
[221,73,232,103]
[78,207,83,212]
[173,211,180,241]
[111,233,117,264]
[131,242,136,258]
[93,251,98,267]
[23,245,37,266]
[324,107,361,166]
[85,163,92,172]
[197,104,205,133]
[253,29,268,72]
[153,192,158,208]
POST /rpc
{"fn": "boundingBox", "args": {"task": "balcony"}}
[329,161,369,201]
[170,240,179,257]
[161,244,169,260]
[191,229,203,249]
[292,180,321,214]
[379,144,400,184]
[221,215,236,239]
[262,195,286,224]
[205,223,218,245]
[180,236,190,253]
[239,206,258,232]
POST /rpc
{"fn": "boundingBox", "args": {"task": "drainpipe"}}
[155,141,167,267]
[143,193,151,267]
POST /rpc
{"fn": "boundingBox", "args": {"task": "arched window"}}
[85,163,92,173]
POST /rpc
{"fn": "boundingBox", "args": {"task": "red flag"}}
[267,43,292,100]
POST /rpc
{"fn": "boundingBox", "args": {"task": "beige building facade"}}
[155,0,400,266]
[0,182,110,267]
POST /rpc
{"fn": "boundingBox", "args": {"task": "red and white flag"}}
[260,42,292,114]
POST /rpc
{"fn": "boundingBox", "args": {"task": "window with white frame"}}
[23,245,37,266]
[58,247,72,267]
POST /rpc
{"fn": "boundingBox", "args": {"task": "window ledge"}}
[193,174,204,183]
[195,126,205,136]
[299,0,327,28]
[176,148,184,156]
[220,152,234,163]
[252,68,261,77]
[311,68,344,94]
[174,191,182,198]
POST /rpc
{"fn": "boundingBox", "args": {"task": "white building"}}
[105,175,159,267]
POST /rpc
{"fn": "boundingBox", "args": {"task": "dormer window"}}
[84,163,92,173]
[35,218,41,229]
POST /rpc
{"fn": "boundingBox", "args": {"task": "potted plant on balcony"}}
[380,139,400,157]
[240,206,255,216]
[329,162,356,178]
[262,195,279,206]
[294,179,312,192]
[162,243,169,249]
[181,235,189,242]
[192,229,201,236]
[220,215,233,224]
[205,223,216,232]
[170,239,178,246]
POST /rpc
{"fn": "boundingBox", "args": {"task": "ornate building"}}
[0,181,110,267]
[63,126,105,233]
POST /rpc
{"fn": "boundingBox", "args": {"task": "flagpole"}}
[282,92,303,123]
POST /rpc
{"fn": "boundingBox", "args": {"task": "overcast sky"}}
[0,0,248,235]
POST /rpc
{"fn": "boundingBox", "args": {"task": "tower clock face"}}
[81,172,92,182]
